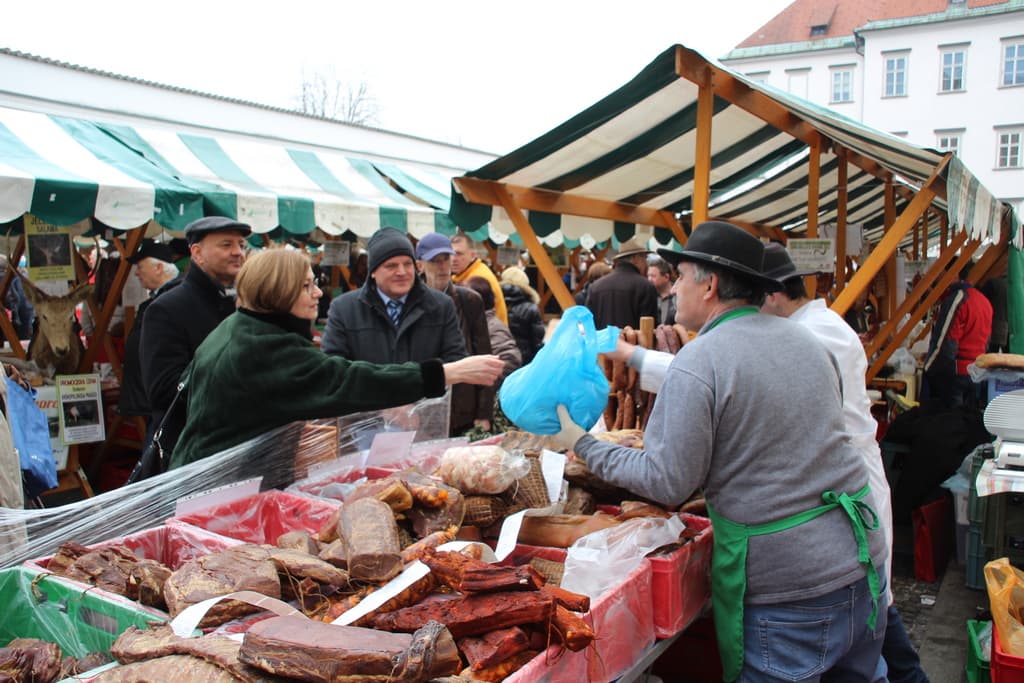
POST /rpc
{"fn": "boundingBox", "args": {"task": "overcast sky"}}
[2,0,793,153]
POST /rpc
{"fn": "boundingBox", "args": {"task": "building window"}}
[1003,38,1024,86]
[831,68,854,103]
[936,133,961,155]
[884,53,908,97]
[940,48,966,91]
[787,69,810,98]
[746,71,770,85]
[997,129,1022,168]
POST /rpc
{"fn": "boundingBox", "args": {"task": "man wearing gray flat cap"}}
[554,221,888,682]
[584,238,658,329]
[138,216,251,455]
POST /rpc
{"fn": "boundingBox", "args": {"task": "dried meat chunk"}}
[340,497,402,582]
[163,544,280,625]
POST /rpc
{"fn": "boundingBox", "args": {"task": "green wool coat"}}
[170,310,444,469]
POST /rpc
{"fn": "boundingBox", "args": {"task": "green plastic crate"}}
[968,446,992,526]
[967,619,992,683]
[966,524,990,590]
[0,566,162,659]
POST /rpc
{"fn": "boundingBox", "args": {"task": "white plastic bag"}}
[561,515,684,600]
[436,446,531,494]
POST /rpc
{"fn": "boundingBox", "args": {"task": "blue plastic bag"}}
[499,306,618,434]
[4,376,57,496]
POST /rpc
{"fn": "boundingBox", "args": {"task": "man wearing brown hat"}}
[139,216,251,454]
[584,238,658,329]
[554,221,888,681]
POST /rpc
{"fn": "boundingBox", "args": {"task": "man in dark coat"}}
[139,217,251,451]
[585,239,658,329]
[119,240,182,424]
[415,233,493,434]
[321,227,467,366]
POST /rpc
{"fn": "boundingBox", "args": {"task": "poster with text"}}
[33,385,69,470]
[787,238,835,273]
[497,246,521,267]
[56,374,105,445]
[24,215,75,281]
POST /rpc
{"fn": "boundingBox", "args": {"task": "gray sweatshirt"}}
[575,311,886,604]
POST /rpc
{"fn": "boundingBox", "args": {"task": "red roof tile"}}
[736,0,1010,48]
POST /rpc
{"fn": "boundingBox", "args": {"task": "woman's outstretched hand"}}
[443,355,504,386]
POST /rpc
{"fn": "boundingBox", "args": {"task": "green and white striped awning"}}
[451,44,1020,250]
[0,104,465,239]
[0,106,203,230]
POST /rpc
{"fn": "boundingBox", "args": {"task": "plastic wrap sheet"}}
[170,490,338,546]
[0,397,451,569]
[24,524,241,619]
[0,566,159,660]
[502,545,655,683]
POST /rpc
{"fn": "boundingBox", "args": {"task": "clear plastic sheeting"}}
[0,395,451,569]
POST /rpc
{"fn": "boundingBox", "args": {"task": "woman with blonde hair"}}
[499,266,545,365]
[170,248,503,468]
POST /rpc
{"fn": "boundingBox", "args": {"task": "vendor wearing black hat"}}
[553,221,888,681]
[320,227,471,370]
[138,217,251,454]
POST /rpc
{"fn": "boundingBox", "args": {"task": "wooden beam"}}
[80,226,146,371]
[883,179,900,322]
[830,159,946,316]
[865,229,967,360]
[804,137,822,298]
[0,236,26,359]
[866,240,981,380]
[453,178,679,230]
[691,79,714,225]
[492,186,576,312]
[834,150,848,293]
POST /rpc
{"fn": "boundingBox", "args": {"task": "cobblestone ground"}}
[891,564,944,647]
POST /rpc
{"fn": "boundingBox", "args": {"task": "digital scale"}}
[984,389,1024,476]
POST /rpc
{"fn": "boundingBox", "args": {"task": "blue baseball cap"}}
[415,232,456,261]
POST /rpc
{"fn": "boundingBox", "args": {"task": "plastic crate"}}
[992,622,1024,682]
[169,489,339,545]
[968,446,991,526]
[966,620,991,683]
[502,545,655,683]
[0,566,161,662]
[648,513,713,638]
[25,523,242,619]
[966,524,989,590]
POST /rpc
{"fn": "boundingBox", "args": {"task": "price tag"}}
[175,477,262,517]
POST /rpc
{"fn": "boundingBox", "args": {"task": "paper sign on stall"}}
[24,215,75,282]
[787,238,835,273]
[367,430,416,467]
[33,385,68,470]
[320,241,351,267]
[56,374,105,445]
[175,477,262,517]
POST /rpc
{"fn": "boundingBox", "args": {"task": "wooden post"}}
[692,79,714,226]
[834,149,848,294]
[80,226,146,371]
[805,137,821,298]
[831,180,937,316]
[0,236,26,358]
[492,187,576,311]
[638,316,655,351]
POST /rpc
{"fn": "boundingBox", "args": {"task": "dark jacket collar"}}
[186,262,233,298]
[238,308,313,340]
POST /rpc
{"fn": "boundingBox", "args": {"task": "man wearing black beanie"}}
[321,227,468,370]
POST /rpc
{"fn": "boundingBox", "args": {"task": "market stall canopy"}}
[0,104,466,238]
[450,44,1020,251]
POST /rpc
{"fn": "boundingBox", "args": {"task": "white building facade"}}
[722,1,1024,217]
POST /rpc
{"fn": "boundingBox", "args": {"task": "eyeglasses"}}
[302,281,321,295]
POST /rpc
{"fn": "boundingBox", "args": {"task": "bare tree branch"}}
[295,68,379,125]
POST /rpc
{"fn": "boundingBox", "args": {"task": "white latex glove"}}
[553,404,586,452]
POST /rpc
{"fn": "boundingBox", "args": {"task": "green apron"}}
[706,485,881,682]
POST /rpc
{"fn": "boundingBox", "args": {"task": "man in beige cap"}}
[584,238,658,329]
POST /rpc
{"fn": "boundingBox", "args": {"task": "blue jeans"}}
[739,572,889,682]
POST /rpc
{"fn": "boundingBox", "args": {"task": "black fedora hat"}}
[762,242,819,282]
[657,221,778,289]
[127,239,177,264]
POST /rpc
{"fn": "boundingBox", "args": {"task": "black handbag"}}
[125,369,190,484]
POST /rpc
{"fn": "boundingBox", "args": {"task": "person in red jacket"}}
[923,262,993,410]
